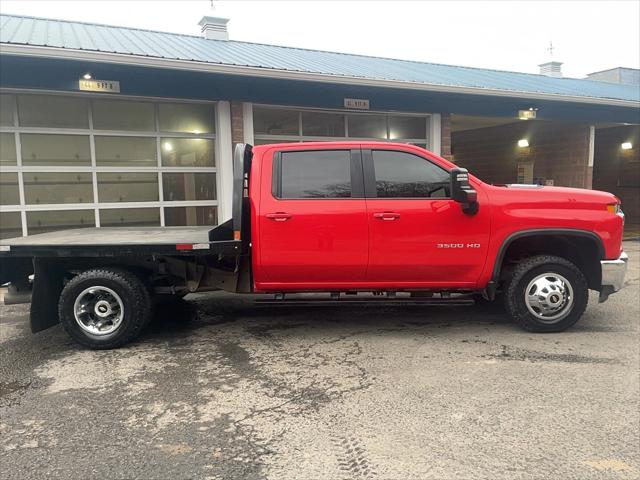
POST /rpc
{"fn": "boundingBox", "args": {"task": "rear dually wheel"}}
[58,268,152,349]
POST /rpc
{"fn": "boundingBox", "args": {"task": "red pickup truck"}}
[0,142,628,349]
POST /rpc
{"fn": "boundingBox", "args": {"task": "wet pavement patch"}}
[245,322,306,338]
[216,340,255,375]
[0,381,31,407]
[483,344,619,364]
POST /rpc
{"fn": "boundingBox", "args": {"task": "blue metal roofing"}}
[1,13,639,103]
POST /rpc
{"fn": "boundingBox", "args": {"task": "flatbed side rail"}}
[0,240,242,259]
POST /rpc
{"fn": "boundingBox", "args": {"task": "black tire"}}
[504,255,588,332]
[58,268,152,349]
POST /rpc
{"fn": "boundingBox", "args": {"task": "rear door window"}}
[372,150,449,198]
[275,150,352,198]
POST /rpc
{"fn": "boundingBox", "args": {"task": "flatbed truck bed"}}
[0,226,243,258]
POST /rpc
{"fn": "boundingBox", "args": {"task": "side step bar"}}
[255,296,474,307]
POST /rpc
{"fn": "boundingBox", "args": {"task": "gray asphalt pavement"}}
[1,242,639,480]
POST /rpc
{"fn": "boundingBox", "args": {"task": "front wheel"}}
[58,268,152,349]
[504,255,588,332]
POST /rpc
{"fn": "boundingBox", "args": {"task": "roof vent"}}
[586,67,640,85]
[539,61,563,78]
[198,16,229,41]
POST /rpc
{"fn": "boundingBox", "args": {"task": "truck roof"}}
[253,140,432,149]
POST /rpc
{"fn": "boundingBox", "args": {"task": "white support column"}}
[216,101,234,222]
[588,125,595,168]
[12,97,27,236]
[587,124,595,189]
[88,101,101,227]
[429,113,442,156]
[242,102,254,145]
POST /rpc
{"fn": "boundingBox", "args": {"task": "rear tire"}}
[504,255,588,332]
[58,268,152,349]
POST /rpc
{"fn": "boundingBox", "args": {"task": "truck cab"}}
[251,142,490,290]
[0,142,628,349]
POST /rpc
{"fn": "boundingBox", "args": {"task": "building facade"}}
[0,14,638,239]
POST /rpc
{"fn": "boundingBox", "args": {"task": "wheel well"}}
[496,234,602,290]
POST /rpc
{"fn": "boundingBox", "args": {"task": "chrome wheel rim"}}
[73,286,124,335]
[524,273,574,323]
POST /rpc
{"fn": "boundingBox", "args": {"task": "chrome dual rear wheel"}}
[73,286,124,335]
[59,268,152,349]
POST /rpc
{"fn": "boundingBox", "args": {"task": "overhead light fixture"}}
[621,142,633,150]
[518,139,530,148]
[82,73,92,80]
[162,142,173,152]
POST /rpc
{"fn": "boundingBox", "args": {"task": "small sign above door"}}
[518,109,536,120]
[79,79,121,93]
[344,98,370,110]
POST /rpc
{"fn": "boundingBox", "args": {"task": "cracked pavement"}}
[1,241,638,479]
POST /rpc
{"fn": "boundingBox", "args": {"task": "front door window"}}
[371,150,450,198]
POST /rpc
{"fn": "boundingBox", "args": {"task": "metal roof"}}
[1,13,639,104]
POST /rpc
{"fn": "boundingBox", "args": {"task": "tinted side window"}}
[372,150,449,198]
[278,150,352,198]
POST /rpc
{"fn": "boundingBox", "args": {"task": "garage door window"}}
[92,99,156,131]
[0,94,14,127]
[165,206,217,226]
[162,173,217,201]
[97,172,159,203]
[389,117,427,140]
[21,134,91,166]
[24,172,94,204]
[27,209,95,235]
[18,95,89,129]
[254,106,431,147]
[0,92,218,235]
[301,112,345,137]
[0,172,20,205]
[161,138,215,167]
[159,103,215,134]
[95,136,157,167]
[0,133,17,165]
[348,115,387,138]
[0,212,22,240]
[100,207,160,227]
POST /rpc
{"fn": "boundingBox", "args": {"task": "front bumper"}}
[599,251,629,303]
